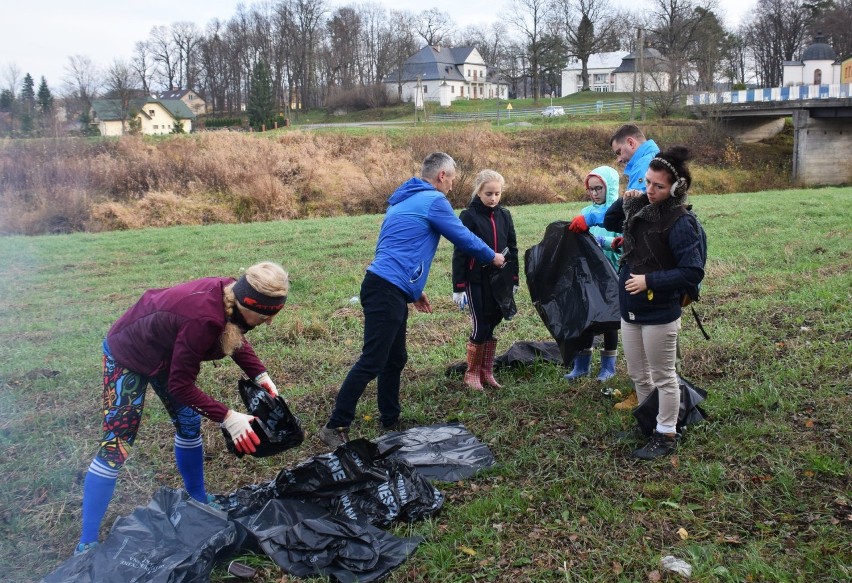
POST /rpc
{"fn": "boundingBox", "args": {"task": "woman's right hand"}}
[222,410,260,454]
[623,189,642,200]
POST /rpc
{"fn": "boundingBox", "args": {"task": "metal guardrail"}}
[427,100,633,122]
[685,83,852,106]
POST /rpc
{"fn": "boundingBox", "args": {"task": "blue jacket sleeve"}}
[644,215,705,292]
[429,197,495,264]
[582,204,608,227]
[603,198,626,232]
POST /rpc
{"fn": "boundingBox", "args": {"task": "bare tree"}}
[642,0,721,115]
[62,55,101,128]
[171,21,203,90]
[131,41,156,95]
[721,27,750,87]
[149,25,180,90]
[503,0,551,100]
[416,8,455,46]
[104,58,140,133]
[744,0,810,87]
[554,0,621,91]
[385,10,420,101]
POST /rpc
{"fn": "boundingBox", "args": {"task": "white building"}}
[384,46,508,106]
[561,49,670,96]
[561,52,628,96]
[610,48,670,93]
[783,35,842,86]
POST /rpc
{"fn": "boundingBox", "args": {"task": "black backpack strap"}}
[691,305,710,340]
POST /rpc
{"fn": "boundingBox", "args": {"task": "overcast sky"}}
[3,0,754,91]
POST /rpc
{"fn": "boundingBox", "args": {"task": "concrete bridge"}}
[686,84,852,186]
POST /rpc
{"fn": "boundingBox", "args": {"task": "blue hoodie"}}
[367,178,495,302]
[624,139,660,192]
[581,165,621,270]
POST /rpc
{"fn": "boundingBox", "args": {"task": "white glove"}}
[254,372,278,397]
[452,292,468,310]
[512,285,519,295]
[222,410,260,454]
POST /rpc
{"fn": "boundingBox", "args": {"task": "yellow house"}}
[842,56,852,84]
[156,89,207,116]
[91,98,196,136]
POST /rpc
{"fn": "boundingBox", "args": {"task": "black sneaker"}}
[319,425,349,448]
[632,431,678,460]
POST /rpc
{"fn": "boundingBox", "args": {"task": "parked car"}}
[541,106,565,117]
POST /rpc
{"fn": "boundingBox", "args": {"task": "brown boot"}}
[464,341,484,391]
[481,339,502,388]
[613,392,639,410]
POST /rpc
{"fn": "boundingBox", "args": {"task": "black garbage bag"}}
[221,438,444,527]
[525,223,621,367]
[489,263,517,320]
[238,498,422,583]
[632,376,709,437]
[43,488,239,583]
[375,422,495,482]
[446,340,564,375]
[222,378,304,458]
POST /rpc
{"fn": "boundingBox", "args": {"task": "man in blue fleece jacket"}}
[320,152,505,447]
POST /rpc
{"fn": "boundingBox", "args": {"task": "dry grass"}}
[1,123,799,235]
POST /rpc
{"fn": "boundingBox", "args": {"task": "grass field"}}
[1,187,850,582]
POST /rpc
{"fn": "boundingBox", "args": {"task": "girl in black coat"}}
[452,170,519,390]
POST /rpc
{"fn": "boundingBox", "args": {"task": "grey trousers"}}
[621,318,681,433]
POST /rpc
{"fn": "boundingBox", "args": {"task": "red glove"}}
[568,215,588,233]
[222,410,260,454]
[611,236,624,251]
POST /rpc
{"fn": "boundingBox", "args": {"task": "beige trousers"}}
[621,318,681,433]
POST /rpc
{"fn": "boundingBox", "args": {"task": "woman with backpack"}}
[607,146,706,460]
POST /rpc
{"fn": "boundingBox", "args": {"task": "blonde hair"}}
[221,261,289,355]
[470,169,506,202]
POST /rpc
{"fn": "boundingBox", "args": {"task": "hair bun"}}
[663,146,692,165]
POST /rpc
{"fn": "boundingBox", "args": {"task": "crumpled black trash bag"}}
[446,341,564,375]
[222,378,304,458]
[375,422,495,482]
[525,222,621,367]
[43,488,239,583]
[489,263,517,320]
[238,498,422,583]
[632,376,709,437]
[221,438,444,527]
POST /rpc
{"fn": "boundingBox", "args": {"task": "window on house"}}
[423,85,428,93]
[451,86,455,93]
[461,86,464,96]
[814,69,822,85]
[149,109,155,116]
[154,125,159,129]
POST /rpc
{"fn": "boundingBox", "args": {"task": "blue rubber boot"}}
[563,350,592,381]
[596,350,617,382]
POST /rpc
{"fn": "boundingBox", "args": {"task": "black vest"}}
[621,196,687,275]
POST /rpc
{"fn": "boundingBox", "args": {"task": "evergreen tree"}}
[19,73,35,135]
[20,73,35,115]
[0,89,13,111]
[247,60,274,130]
[37,76,54,114]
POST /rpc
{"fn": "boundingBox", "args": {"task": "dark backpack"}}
[681,210,709,339]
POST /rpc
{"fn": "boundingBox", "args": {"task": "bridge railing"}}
[686,83,852,106]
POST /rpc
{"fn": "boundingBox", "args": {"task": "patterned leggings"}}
[97,341,201,471]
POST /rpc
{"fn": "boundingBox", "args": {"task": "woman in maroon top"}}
[76,261,288,556]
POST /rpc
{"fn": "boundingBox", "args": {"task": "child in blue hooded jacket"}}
[564,165,622,382]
